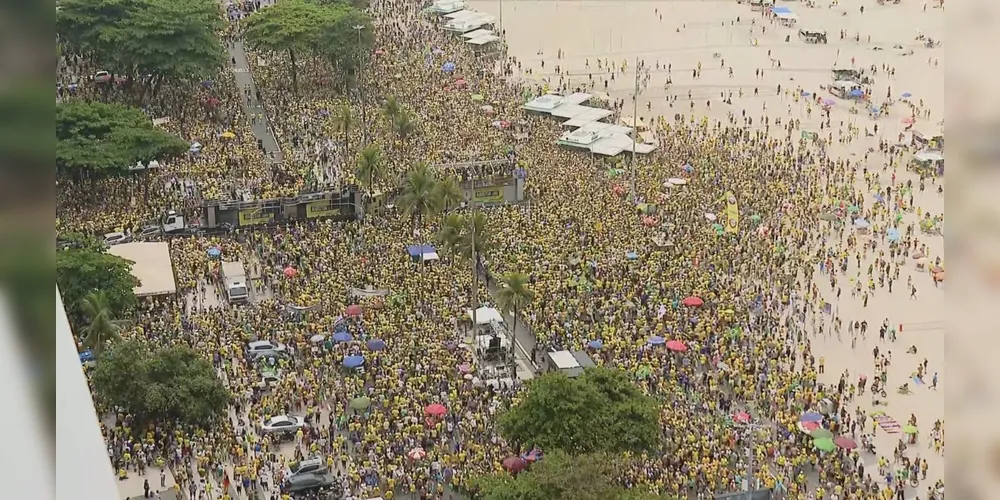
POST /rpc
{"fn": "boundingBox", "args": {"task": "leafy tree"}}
[468,451,660,500]
[382,96,402,122]
[58,0,224,95]
[314,3,373,77]
[397,163,441,235]
[91,340,230,426]
[496,272,534,352]
[78,291,130,357]
[433,176,464,211]
[355,144,385,194]
[499,367,661,455]
[57,100,188,179]
[243,0,331,94]
[56,246,139,329]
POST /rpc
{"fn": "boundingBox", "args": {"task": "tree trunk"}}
[289,49,299,95]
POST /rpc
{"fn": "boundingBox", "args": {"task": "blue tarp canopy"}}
[406,244,438,257]
[771,6,792,14]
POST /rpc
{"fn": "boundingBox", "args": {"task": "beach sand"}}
[471,0,946,493]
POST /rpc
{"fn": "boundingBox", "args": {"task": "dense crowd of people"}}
[57,0,945,499]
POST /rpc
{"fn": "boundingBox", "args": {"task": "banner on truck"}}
[306,200,341,219]
[239,209,273,226]
[473,187,504,203]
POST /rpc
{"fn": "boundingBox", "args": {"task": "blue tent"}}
[366,339,386,351]
[771,6,792,14]
[343,355,365,369]
[333,331,353,343]
[406,244,437,257]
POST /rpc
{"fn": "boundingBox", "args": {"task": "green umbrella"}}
[711,223,724,232]
[750,214,761,222]
[636,365,653,379]
[902,425,918,434]
[810,428,834,440]
[847,205,860,213]
[471,94,485,101]
[349,396,371,410]
[812,437,836,452]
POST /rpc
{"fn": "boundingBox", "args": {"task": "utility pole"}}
[630,56,640,202]
[353,24,367,142]
[734,420,767,498]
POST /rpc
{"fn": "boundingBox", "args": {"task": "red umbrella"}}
[283,266,297,278]
[834,436,857,449]
[502,457,527,472]
[345,304,363,317]
[665,340,687,352]
[425,403,448,417]
[454,79,467,87]
[733,412,751,424]
[374,48,386,55]
[681,296,704,307]
[901,116,915,125]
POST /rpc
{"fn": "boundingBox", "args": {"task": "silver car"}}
[261,415,306,435]
[247,340,289,359]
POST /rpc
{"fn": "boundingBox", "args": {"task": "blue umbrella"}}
[870,106,880,113]
[201,80,214,88]
[682,163,694,172]
[206,247,222,258]
[333,331,353,343]
[887,228,900,242]
[648,335,666,346]
[848,89,864,98]
[442,62,456,72]
[801,91,810,97]
[854,218,870,229]
[626,251,638,260]
[79,349,94,363]
[366,339,386,351]
[800,412,824,423]
[901,92,912,98]
[822,99,836,106]
[343,355,365,369]
[587,340,604,349]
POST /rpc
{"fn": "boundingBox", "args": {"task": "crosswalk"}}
[232,67,249,73]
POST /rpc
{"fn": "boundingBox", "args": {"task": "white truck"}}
[220,261,250,304]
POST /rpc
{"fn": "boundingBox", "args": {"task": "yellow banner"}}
[305,200,340,219]
[473,187,504,203]
[238,210,273,226]
[724,191,739,233]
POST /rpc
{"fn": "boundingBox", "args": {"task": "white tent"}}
[107,242,177,296]
[467,307,503,325]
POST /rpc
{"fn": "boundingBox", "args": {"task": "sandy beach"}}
[474,0,946,492]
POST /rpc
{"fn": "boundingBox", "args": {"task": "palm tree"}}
[382,96,402,122]
[334,104,354,162]
[495,272,535,362]
[437,213,466,251]
[355,145,385,195]
[436,211,492,328]
[78,291,130,358]
[391,110,418,142]
[397,163,442,237]
[434,176,464,212]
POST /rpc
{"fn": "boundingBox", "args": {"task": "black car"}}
[283,472,338,495]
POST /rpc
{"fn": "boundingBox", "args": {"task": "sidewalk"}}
[226,39,282,163]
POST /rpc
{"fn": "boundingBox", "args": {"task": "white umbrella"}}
[668,177,688,185]
[407,447,427,460]
[704,213,718,221]
[310,334,325,343]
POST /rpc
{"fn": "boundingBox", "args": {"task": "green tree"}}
[433,176,464,211]
[391,109,418,141]
[57,100,188,179]
[243,0,330,94]
[382,96,402,122]
[56,246,139,329]
[468,451,659,500]
[91,341,230,426]
[78,291,130,357]
[396,163,441,235]
[499,367,661,455]
[355,144,385,195]
[56,0,144,60]
[495,272,534,364]
[314,3,373,79]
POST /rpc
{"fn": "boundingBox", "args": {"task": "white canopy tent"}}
[467,306,504,325]
[107,242,177,297]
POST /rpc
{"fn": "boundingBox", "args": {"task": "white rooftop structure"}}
[443,13,495,33]
[468,306,504,325]
[426,0,466,14]
[523,92,657,156]
[563,108,614,127]
[462,28,493,39]
[444,8,476,19]
[467,34,500,45]
[548,350,580,370]
[107,241,177,297]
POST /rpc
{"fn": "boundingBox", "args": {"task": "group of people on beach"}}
[56,0,945,499]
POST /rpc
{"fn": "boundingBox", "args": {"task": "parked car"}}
[247,340,288,359]
[282,472,337,495]
[261,415,306,435]
[283,457,327,480]
[103,231,131,246]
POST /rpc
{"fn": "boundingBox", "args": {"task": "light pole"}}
[353,24,367,142]
[630,57,639,202]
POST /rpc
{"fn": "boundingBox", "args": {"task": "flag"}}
[724,191,740,233]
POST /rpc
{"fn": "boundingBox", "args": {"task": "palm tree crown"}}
[433,176,464,212]
[496,272,535,317]
[79,290,130,357]
[355,144,385,194]
[397,163,442,234]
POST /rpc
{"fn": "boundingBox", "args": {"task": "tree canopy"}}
[56,243,139,329]
[468,451,663,500]
[499,367,661,455]
[91,340,231,426]
[57,0,225,82]
[57,100,188,178]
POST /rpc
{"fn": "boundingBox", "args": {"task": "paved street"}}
[226,39,282,162]
[117,466,177,500]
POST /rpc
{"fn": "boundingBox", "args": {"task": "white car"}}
[247,340,288,359]
[261,415,306,434]
[103,232,131,246]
